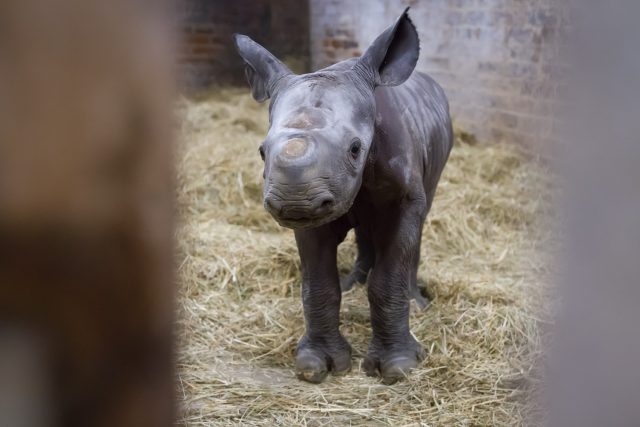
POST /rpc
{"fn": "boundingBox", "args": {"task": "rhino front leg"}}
[340,227,375,291]
[294,224,352,383]
[364,199,427,384]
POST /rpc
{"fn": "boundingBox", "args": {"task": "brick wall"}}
[310,0,566,147]
[180,0,310,90]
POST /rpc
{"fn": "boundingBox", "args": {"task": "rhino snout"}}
[265,192,335,218]
[264,187,336,228]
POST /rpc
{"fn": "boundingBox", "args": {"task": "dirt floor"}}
[175,88,554,426]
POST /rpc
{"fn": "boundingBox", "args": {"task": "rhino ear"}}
[233,34,293,102]
[358,8,419,87]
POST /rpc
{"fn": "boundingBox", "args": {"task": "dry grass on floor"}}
[175,88,554,426]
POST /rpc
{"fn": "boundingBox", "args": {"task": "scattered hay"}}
[175,88,555,426]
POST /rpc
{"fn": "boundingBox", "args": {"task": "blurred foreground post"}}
[0,1,175,426]
[548,1,640,426]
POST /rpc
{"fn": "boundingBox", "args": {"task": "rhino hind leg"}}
[411,196,436,311]
[341,226,431,311]
[340,227,374,292]
[411,277,430,311]
[410,230,431,311]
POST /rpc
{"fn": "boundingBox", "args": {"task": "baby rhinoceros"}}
[234,9,453,384]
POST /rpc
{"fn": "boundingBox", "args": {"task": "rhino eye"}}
[258,145,265,161]
[349,139,361,159]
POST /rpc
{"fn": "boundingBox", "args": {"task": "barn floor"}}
[175,88,554,426]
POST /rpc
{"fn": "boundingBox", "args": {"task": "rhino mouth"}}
[275,217,327,230]
[274,215,331,230]
[268,201,351,230]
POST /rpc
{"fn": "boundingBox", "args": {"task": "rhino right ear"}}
[233,34,292,102]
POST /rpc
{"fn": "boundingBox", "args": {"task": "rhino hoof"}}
[340,276,356,292]
[379,356,420,384]
[364,342,426,384]
[296,350,329,383]
[340,268,368,292]
[295,342,352,383]
[412,292,431,311]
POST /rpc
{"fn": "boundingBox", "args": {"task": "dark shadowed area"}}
[179,0,310,89]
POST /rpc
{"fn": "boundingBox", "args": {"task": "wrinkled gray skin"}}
[234,9,452,384]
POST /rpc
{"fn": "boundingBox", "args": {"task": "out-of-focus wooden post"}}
[0,1,175,426]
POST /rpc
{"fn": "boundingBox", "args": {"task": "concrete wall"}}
[180,0,310,90]
[310,0,565,146]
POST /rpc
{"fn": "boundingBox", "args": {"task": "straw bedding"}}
[175,88,554,426]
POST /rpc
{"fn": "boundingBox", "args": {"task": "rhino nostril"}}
[314,196,335,215]
[320,198,334,208]
[265,195,282,213]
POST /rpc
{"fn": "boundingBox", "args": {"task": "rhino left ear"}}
[358,8,419,87]
[233,34,293,102]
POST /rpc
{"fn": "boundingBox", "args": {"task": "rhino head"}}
[234,9,419,229]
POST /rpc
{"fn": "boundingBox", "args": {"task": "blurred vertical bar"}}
[0,0,175,426]
[548,1,640,426]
